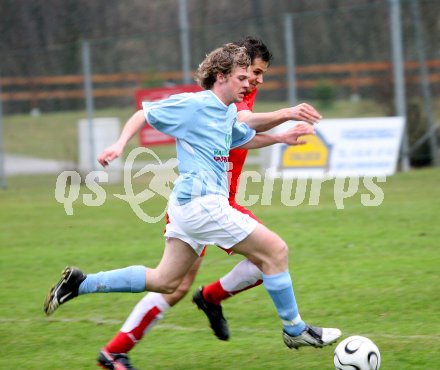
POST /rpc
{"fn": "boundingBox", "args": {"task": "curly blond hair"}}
[195,43,250,90]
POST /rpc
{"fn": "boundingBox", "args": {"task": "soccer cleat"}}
[97,349,137,370]
[192,286,230,341]
[283,325,341,349]
[43,266,86,315]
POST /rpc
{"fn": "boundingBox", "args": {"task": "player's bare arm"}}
[239,122,315,149]
[238,102,322,133]
[97,109,146,167]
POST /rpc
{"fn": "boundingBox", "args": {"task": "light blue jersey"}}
[142,90,255,204]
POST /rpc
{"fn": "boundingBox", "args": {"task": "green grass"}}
[3,107,134,161]
[1,168,439,369]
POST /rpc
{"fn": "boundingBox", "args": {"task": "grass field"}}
[1,167,439,369]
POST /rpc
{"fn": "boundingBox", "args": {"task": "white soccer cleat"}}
[283,325,341,349]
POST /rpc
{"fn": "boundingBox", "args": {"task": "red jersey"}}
[228,89,257,204]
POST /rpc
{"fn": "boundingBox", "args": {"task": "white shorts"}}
[165,194,258,256]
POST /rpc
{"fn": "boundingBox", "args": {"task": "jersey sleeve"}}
[231,121,256,148]
[142,93,196,139]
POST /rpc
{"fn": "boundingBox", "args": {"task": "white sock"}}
[121,292,170,336]
[219,259,263,292]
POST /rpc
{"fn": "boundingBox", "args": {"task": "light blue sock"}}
[263,271,306,336]
[78,265,146,294]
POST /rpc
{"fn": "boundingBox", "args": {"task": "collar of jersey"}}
[208,90,228,109]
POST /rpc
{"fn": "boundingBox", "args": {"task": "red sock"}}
[105,332,135,354]
[203,279,263,306]
[202,280,230,305]
[105,306,161,354]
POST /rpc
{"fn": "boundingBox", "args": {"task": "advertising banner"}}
[266,117,405,178]
[135,84,202,146]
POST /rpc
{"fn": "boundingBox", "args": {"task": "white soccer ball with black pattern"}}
[333,335,381,370]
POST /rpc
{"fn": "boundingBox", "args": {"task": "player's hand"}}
[97,142,124,167]
[280,122,315,145]
[285,103,322,125]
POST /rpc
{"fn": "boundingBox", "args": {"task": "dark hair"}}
[195,43,250,89]
[234,36,272,65]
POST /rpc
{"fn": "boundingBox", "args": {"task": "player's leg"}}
[231,223,341,349]
[193,258,262,340]
[101,256,203,353]
[98,256,203,369]
[44,237,199,315]
[193,203,263,340]
[202,258,262,305]
[201,205,263,305]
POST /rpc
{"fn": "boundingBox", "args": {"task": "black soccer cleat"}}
[43,266,86,315]
[192,286,230,341]
[97,349,138,370]
[283,325,341,350]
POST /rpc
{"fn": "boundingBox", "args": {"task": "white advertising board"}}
[266,117,404,178]
[78,117,122,182]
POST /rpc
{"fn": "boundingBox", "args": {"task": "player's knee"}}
[279,240,288,257]
[171,280,191,300]
[160,285,177,294]
[162,270,196,304]
[269,239,289,266]
[158,279,181,294]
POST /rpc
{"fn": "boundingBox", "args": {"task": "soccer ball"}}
[333,335,381,370]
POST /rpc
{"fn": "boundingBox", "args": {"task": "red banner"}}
[135,84,202,146]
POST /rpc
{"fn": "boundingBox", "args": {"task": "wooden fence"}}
[1,60,439,105]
